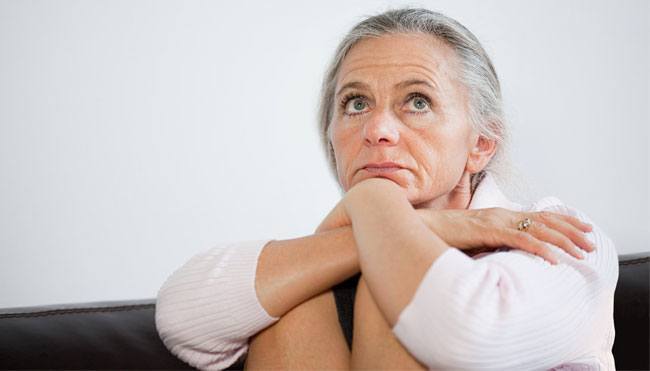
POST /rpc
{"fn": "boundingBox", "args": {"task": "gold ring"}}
[517,217,533,232]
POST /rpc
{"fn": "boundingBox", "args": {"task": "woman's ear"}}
[466,133,497,174]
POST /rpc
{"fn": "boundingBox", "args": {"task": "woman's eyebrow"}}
[336,78,438,97]
[336,81,370,97]
[395,78,437,91]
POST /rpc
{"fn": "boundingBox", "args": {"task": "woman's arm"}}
[343,180,618,369]
[245,289,350,370]
[350,275,426,370]
[255,226,359,317]
[155,227,360,370]
[342,177,450,326]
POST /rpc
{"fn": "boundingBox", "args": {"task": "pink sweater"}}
[155,173,619,370]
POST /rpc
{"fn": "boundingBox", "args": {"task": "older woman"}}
[155,8,618,370]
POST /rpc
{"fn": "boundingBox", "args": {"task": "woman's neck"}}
[413,171,474,210]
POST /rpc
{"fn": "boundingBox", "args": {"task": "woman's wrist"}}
[343,178,408,221]
[255,226,360,318]
[414,208,439,232]
[315,199,351,234]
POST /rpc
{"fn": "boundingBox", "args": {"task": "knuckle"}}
[511,230,524,241]
[567,229,582,241]
[475,209,489,221]
[559,236,574,250]
[514,231,533,244]
[493,207,509,217]
[569,215,585,225]
[537,211,554,222]
[532,241,547,254]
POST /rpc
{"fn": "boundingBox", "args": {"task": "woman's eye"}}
[345,98,368,115]
[407,94,431,113]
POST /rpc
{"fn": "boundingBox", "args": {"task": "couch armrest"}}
[0,299,195,370]
[613,252,650,370]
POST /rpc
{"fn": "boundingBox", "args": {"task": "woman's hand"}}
[416,207,596,264]
[315,198,351,234]
[315,178,403,234]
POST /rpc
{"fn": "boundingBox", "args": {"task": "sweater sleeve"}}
[391,198,619,370]
[155,239,280,371]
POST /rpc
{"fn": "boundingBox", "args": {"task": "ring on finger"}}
[517,217,533,232]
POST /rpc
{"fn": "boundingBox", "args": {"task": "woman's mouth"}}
[363,166,402,173]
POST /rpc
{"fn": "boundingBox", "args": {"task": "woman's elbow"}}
[155,272,215,353]
[154,286,199,357]
[155,292,244,370]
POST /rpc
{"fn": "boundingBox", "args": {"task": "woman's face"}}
[329,32,487,209]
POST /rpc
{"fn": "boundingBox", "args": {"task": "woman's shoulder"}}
[524,195,599,228]
[522,195,619,286]
[469,183,619,283]
[526,195,570,212]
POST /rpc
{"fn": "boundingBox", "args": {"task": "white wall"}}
[1,0,647,308]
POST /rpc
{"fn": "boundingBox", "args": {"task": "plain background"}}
[1,0,648,308]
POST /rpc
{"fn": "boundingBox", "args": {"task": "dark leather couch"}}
[1,252,648,370]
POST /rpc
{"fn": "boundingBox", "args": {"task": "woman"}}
[155,8,618,370]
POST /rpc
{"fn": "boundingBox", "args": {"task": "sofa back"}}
[1,252,648,370]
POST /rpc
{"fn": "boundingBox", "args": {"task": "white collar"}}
[468,172,522,211]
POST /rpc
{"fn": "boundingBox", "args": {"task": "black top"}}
[332,272,361,350]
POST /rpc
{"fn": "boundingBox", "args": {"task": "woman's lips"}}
[362,166,403,173]
[361,162,405,173]
[357,165,407,184]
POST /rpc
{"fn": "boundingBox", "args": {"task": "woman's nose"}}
[363,110,400,146]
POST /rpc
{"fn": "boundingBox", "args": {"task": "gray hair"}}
[317,7,510,195]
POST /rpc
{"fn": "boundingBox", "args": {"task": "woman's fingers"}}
[507,230,559,265]
[503,209,596,264]
[527,222,585,260]
[543,212,593,233]
[419,207,595,265]
[535,212,596,253]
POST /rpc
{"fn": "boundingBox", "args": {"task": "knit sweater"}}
[155,173,619,370]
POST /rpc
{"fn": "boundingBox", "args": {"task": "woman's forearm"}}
[344,179,449,326]
[256,225,359,317]
[155,228,358,370]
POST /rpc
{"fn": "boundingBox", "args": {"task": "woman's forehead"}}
[336,33,462,90]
